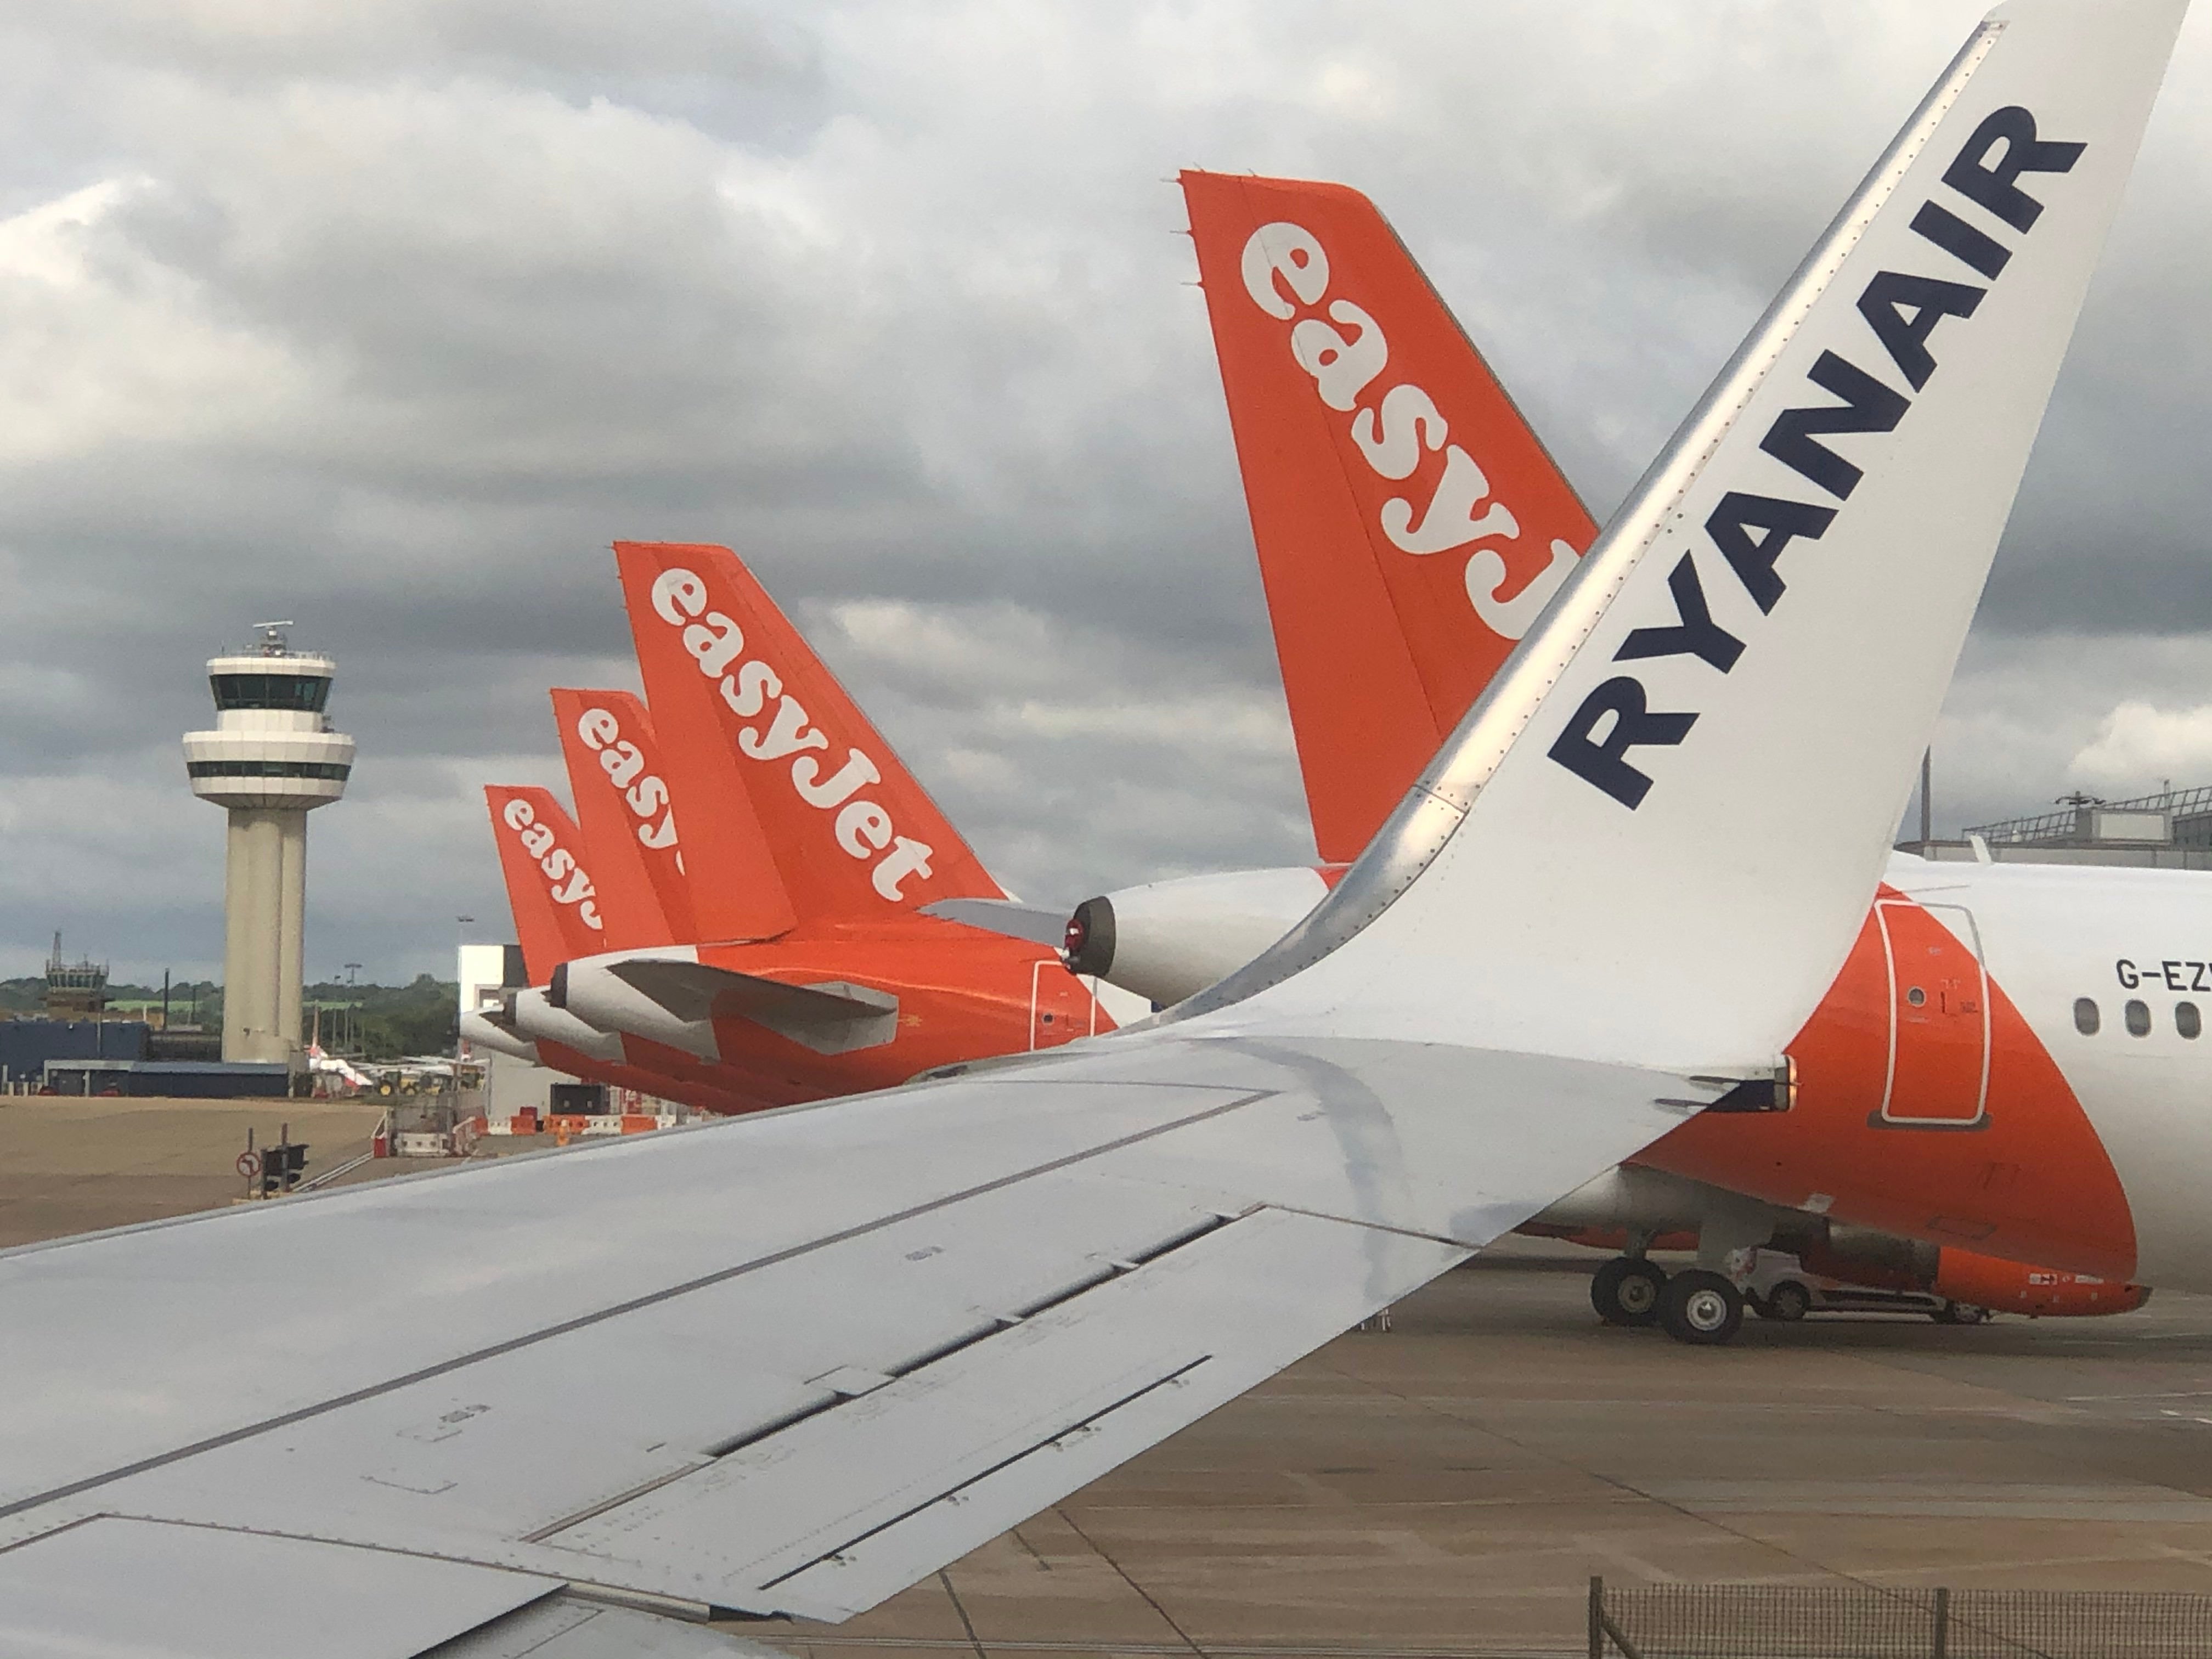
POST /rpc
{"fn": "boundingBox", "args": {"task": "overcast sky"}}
[1,1,2207,983]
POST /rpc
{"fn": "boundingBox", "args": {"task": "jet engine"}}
[1062,866,1333,1007]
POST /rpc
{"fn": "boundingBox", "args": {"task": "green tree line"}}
[0,975,459,1062]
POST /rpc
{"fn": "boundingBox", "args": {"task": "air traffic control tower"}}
[183,624,354,1068]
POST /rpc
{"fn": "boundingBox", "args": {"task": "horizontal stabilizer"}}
[609,957,901,1055]
[920,895,1069,947]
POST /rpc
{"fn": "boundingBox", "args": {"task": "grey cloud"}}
[0,1,2207,981]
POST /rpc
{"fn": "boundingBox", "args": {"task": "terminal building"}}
[1912,783,2212,870]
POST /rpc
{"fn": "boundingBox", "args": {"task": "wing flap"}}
[439,1598,786,1656]
[97,1169,1238,1556]
[0,1517,558,1658]
[0,1036,1688,1624]
[535,1207,1463,1618]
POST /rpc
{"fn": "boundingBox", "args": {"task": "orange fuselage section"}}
[1637,889,2138,1282]
[681,919,1110,1110]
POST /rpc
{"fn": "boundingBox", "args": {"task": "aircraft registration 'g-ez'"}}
[0,4,2186,1651]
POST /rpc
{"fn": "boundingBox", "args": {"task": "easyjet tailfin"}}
[610,546,799,947]
[550,688,695,949]
[484,785,607,983]
[616,541,1002,923]
[1182,170,1598,862]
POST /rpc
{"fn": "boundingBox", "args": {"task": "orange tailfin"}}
[1181,171,1596,861]
[484,785,606,983]
[550,688,693,948]
[614,545,800,945]
[616,541,1001,921]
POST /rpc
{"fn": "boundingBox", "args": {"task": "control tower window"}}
[211,673,330,713]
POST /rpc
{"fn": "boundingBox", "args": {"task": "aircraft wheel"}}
[1931,1301,1991,1325]
[1590,1257,1667,1327]
[1660,1269,1745,1345]
[1757,1280,1812,1322]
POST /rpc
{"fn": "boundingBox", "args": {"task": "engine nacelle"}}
[507,986,625,1064]
[1932,1248,2151,1316]
[1063,866,1333,1007]
[1523,1163,1733,1237]
[460,1009,538,1064]
[1794,1222,1941,1292]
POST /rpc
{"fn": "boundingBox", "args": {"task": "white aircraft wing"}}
[0,1035,1697,1652]
[0,3,2183,1653]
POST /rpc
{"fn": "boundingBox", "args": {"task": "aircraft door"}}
[1877,900,1989,1126]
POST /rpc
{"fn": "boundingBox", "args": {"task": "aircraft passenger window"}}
[2126,999,2152,1037]
[1905,986,1927,1007]
[2181,1002,2203,1040]
[2074,997,2100,1036]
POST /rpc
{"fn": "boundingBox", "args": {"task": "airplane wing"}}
[607,956,901,1054]
[0,1035,1699,1651]
[0,3,2182,1653]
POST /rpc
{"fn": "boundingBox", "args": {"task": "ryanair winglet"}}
[1198,0,2188,1077]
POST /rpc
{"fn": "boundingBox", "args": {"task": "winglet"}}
[1182,170,1598,860]
[1187,0,2188,1076]
[484,785,606,983]
[616,541,1003,921]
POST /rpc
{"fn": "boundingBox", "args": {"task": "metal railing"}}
[1588,1578,2212,1659]
[1967,783,2212,845]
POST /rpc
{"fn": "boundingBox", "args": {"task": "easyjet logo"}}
[648,567,937,901]
[1546,105,2085,811]
[574,706,679,854]
[1239,221,1577,640]
[499,797,603,932]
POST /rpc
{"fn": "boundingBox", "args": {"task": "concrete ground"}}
[0,1094,553,1247]
[13,1103,2212,1653]
[749,1243,2212,1657]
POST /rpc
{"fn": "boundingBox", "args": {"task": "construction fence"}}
[1588,1578,2212,1659]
